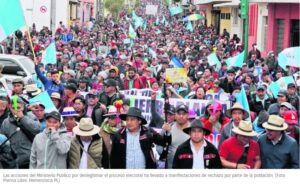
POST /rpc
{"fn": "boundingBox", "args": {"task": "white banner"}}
[122,89,231,123]
[145,5,158,15]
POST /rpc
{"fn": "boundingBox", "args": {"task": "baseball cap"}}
[257,85,266,91]
[280,102,294,110]
[104,79,117,87]
[12,78,24,85]
[65,83,77,91]
[176,104,188,113]
[85,67,93,73]
[166,105,176,115]
[287,83,296,88]
[45,111,61,121]
[278,90,288,97]
[65,70,75,77]
[283,110,298,125]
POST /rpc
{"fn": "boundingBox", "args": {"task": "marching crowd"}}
[0,0,299,169]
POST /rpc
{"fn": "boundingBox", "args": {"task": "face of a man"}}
[266,129,282,141]
[13,83,23,94]
[190,128,205,144]
[64,116,76,130]
[0,100,8,116]
[128,70,135,79]
[46,117,61,130]
[126,116,141,133]
[231,110,244,125]
[32,106,45,120]
[87,95,98,106]
[236,134,251,146]
[108,115,117,127]
[51,73,59,83]
[175,110,189,126]
[257,89,265,99]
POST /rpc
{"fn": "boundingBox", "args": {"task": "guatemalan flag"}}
[226,51,245,68]
[0,0,25,41]
[170,56,183,68]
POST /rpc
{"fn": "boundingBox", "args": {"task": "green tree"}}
[104,0,125,19]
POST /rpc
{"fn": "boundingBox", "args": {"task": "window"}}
[262,16,268,51]
[276,19,285,54]
[221,13,226,19]
[0,59,24,76]
[226,13,230,20]
[232,8,238,25]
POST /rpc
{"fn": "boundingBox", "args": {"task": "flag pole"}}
[20,0,37,65]
[26,26,37,64]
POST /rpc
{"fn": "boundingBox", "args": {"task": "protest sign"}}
[122,89,231,124]
[145,5,158,15]
[166,68,187,83]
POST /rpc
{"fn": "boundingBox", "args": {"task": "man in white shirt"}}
[172,119,222,169]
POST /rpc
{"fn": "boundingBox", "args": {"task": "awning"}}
[250,0,299,3]
[194,0,232,5]
[213,1,239,7]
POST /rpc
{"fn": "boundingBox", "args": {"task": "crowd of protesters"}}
[0,0,299,169]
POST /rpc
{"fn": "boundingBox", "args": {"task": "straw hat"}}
[226,102,249,120]
[232,120,257,137]
[103,106,117,117]
[262,115,288,131]
[73,118,100,136]
[61,107,79,117]
[25,84,41,96]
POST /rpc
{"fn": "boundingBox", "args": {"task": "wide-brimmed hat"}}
[103,106,117,117]
[226,103,249,120]
[262,115,288,131]
[183,119,211,135]
[50,92,61,100]
[232,120,257,137]
[73,118,100,136]
[62,107,79,117]
[25,84,42,96]
[119,107,147,125]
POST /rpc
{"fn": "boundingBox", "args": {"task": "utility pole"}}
[241,0,249,61]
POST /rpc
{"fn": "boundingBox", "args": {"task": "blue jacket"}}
[258,133,299,169]
[35,65,64,96]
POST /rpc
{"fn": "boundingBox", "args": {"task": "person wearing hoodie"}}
[30,111,71,169]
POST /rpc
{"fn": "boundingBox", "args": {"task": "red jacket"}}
[124,75,144,90]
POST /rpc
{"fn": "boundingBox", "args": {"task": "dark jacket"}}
[172,139,222,169]
[249,94,274,116]
[91,91,124,126]
[110,126,171,169]
[219,78,237,94]
[0,110,8,128]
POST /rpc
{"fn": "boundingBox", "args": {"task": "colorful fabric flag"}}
[123,38,131,44]
[226,51,245,68]
[29,91,57,113]
[186,21,193,32]
[276,76,295,90]
[143,19,147,30]
[170,56,183,68]
[207,53,220,66]
[234,86,250,120]
[128,24,136,39]
[0,0,25,41]
[278,47,300,71]
[161,16,166,24]
[269,82,281,97]
[169,6,183,15]
[41,42,57,67]
[166,68,187,83]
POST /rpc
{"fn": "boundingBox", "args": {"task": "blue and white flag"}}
[226,51,245,68]
[170,56,183,68]
[207,53,220,66]
[169,6,183,15]
[234,86,250,120]
[0,0,25,41]
[278,47,300,71]
[186,21,193,32]
[29,91,57,113]
[41,42,57,67]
